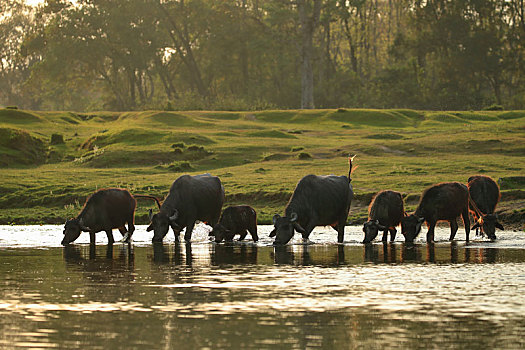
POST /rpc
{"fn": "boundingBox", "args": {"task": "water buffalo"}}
[147,174,224,243]
[362,190,404,243]
[467,175,503,240]
[401,182,470,243]
[209,205,258,243]
[270,156,355,245]
[62,188,136,245]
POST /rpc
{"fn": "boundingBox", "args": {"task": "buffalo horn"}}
[290,212,298,222]
[148,209,153,221]
[78,218,91,231]
[272,214,280,225]
[169,209,179,222]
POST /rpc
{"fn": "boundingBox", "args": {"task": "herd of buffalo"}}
[61,157,504,246]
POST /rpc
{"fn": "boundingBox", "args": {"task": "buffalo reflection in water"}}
[151,241,193,266]
[62,243,135,285]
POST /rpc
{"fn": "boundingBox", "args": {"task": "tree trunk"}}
[157,1,208,98]
[298,0,321,109]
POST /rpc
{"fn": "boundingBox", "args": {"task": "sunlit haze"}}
[25,0,44,6]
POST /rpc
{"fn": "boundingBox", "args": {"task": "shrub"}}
[50,134,65,145]
[291,146,304,152]
[482,104,504,111]
[168,161,192,172]
[298,152,312,160]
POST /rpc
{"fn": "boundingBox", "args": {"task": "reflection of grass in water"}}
[0,108,523,224]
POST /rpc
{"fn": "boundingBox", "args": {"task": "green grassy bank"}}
[0,108,524,229]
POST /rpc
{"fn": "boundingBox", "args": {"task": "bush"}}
[168,161,192,172]
[482,104,504,111]
[298,152,312,160]
[156,161,193,172]
[291,146,304,152]
[50,134,65,145]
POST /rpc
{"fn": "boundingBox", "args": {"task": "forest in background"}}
[1,0,524,111]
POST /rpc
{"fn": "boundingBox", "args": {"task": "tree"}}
[0,0,37,108]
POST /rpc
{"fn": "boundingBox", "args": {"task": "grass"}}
[0,108,524,226]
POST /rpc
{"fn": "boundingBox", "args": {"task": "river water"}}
[0,224,524,349]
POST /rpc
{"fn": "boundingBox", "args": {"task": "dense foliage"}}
[1,0,524,111]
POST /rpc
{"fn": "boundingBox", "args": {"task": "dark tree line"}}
[1,0,524,111]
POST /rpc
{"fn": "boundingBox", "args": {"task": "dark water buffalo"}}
[209,205,258,243]
[62,188,136,245]
[467,175,503,240]
[363,190,404,243]
[401,182,470,243]
[147,174,224,243]
[270,156,355,245]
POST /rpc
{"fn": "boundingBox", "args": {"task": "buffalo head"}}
[270,212,305,245]
[210,223,234,243]
[362,220,387,243]
[147,209,179,243]
[400,214,425,243]
[62,218,90,245]
[472,214,502,241]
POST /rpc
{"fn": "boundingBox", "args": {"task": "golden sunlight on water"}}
[0,225,524,348]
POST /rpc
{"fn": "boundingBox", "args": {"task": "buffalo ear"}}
[418,217,425,223]
[290,212,298,222]
[272,214,280,225]
[169,209,179,222]
[269,229,276,237]
[148,209,153,221]
[146,224,154,232]
[495,222,504,230]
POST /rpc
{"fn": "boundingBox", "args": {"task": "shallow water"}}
[0,225,524,348]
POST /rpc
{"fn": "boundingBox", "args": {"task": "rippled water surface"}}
[1,225,524,348]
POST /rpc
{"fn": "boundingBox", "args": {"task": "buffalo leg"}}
[381,230,388,242]
[248,222,258,242]
[426,220,436,243]
[89,231,96,245]
[389,228,397,242]
[301,221,316,241]
[238,231,247,241]
[170,223,181,242]
[332,216,347,243]
[126,217,135,241]
[119,226,130,243]
[184,221,196,242]
[337,222,346,244]
[449,218,458,241]
[105,230,115,245]
[461,208,470,242]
